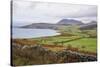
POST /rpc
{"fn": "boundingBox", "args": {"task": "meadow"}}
[12,25,97,66]
[13,25,97,54]
[30,26,97,53]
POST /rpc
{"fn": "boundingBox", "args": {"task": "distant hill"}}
[20,20,97,30]
[21,23,62,30]
[79,21,97,30]
[20,19,85,29]
[57,19,84,25]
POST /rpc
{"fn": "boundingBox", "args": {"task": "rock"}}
[12,44,97,66]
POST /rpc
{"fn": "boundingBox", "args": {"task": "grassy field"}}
[31,36,97,52]
[12,25,97,66]
[30,26,97,53]
[13,36,97,53]
[13,25,97,53]
[63,38,97,52]
[33,36,81,45]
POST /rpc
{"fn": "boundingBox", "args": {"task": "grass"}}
[12,25,97,53]
[33,35,81,45]
[63,38,97,52]
[12,25,97,66]
[13,36,97,53]
[31,28,97,52]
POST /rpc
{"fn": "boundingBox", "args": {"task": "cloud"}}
[13,0,97,23]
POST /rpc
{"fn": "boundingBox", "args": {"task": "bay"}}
[12,28,60,39]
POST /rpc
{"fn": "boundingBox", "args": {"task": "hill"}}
[80,21,97,30]
[57,19,84,25]
[20,19,84,29]
[21,23,60,29]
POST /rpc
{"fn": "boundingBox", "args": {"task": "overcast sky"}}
[12,0,97,25]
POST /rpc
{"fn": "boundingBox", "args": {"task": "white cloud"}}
[12,0,97,24]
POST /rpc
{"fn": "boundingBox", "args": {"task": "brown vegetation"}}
[12,39,38,45]
[12,43,97,66]
[12,39,96,56]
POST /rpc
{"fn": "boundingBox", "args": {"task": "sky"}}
[12,0,97,25]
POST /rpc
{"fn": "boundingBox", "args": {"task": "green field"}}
[12,25,97,65]
[33,36,80,44]
[31,26,97,53]
[63,38,97,52]
[32,36,97,52]
[13,25,97,53]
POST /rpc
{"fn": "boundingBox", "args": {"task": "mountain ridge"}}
[19,19,97,30]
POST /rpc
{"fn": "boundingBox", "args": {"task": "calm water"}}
[12,28,60,38]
